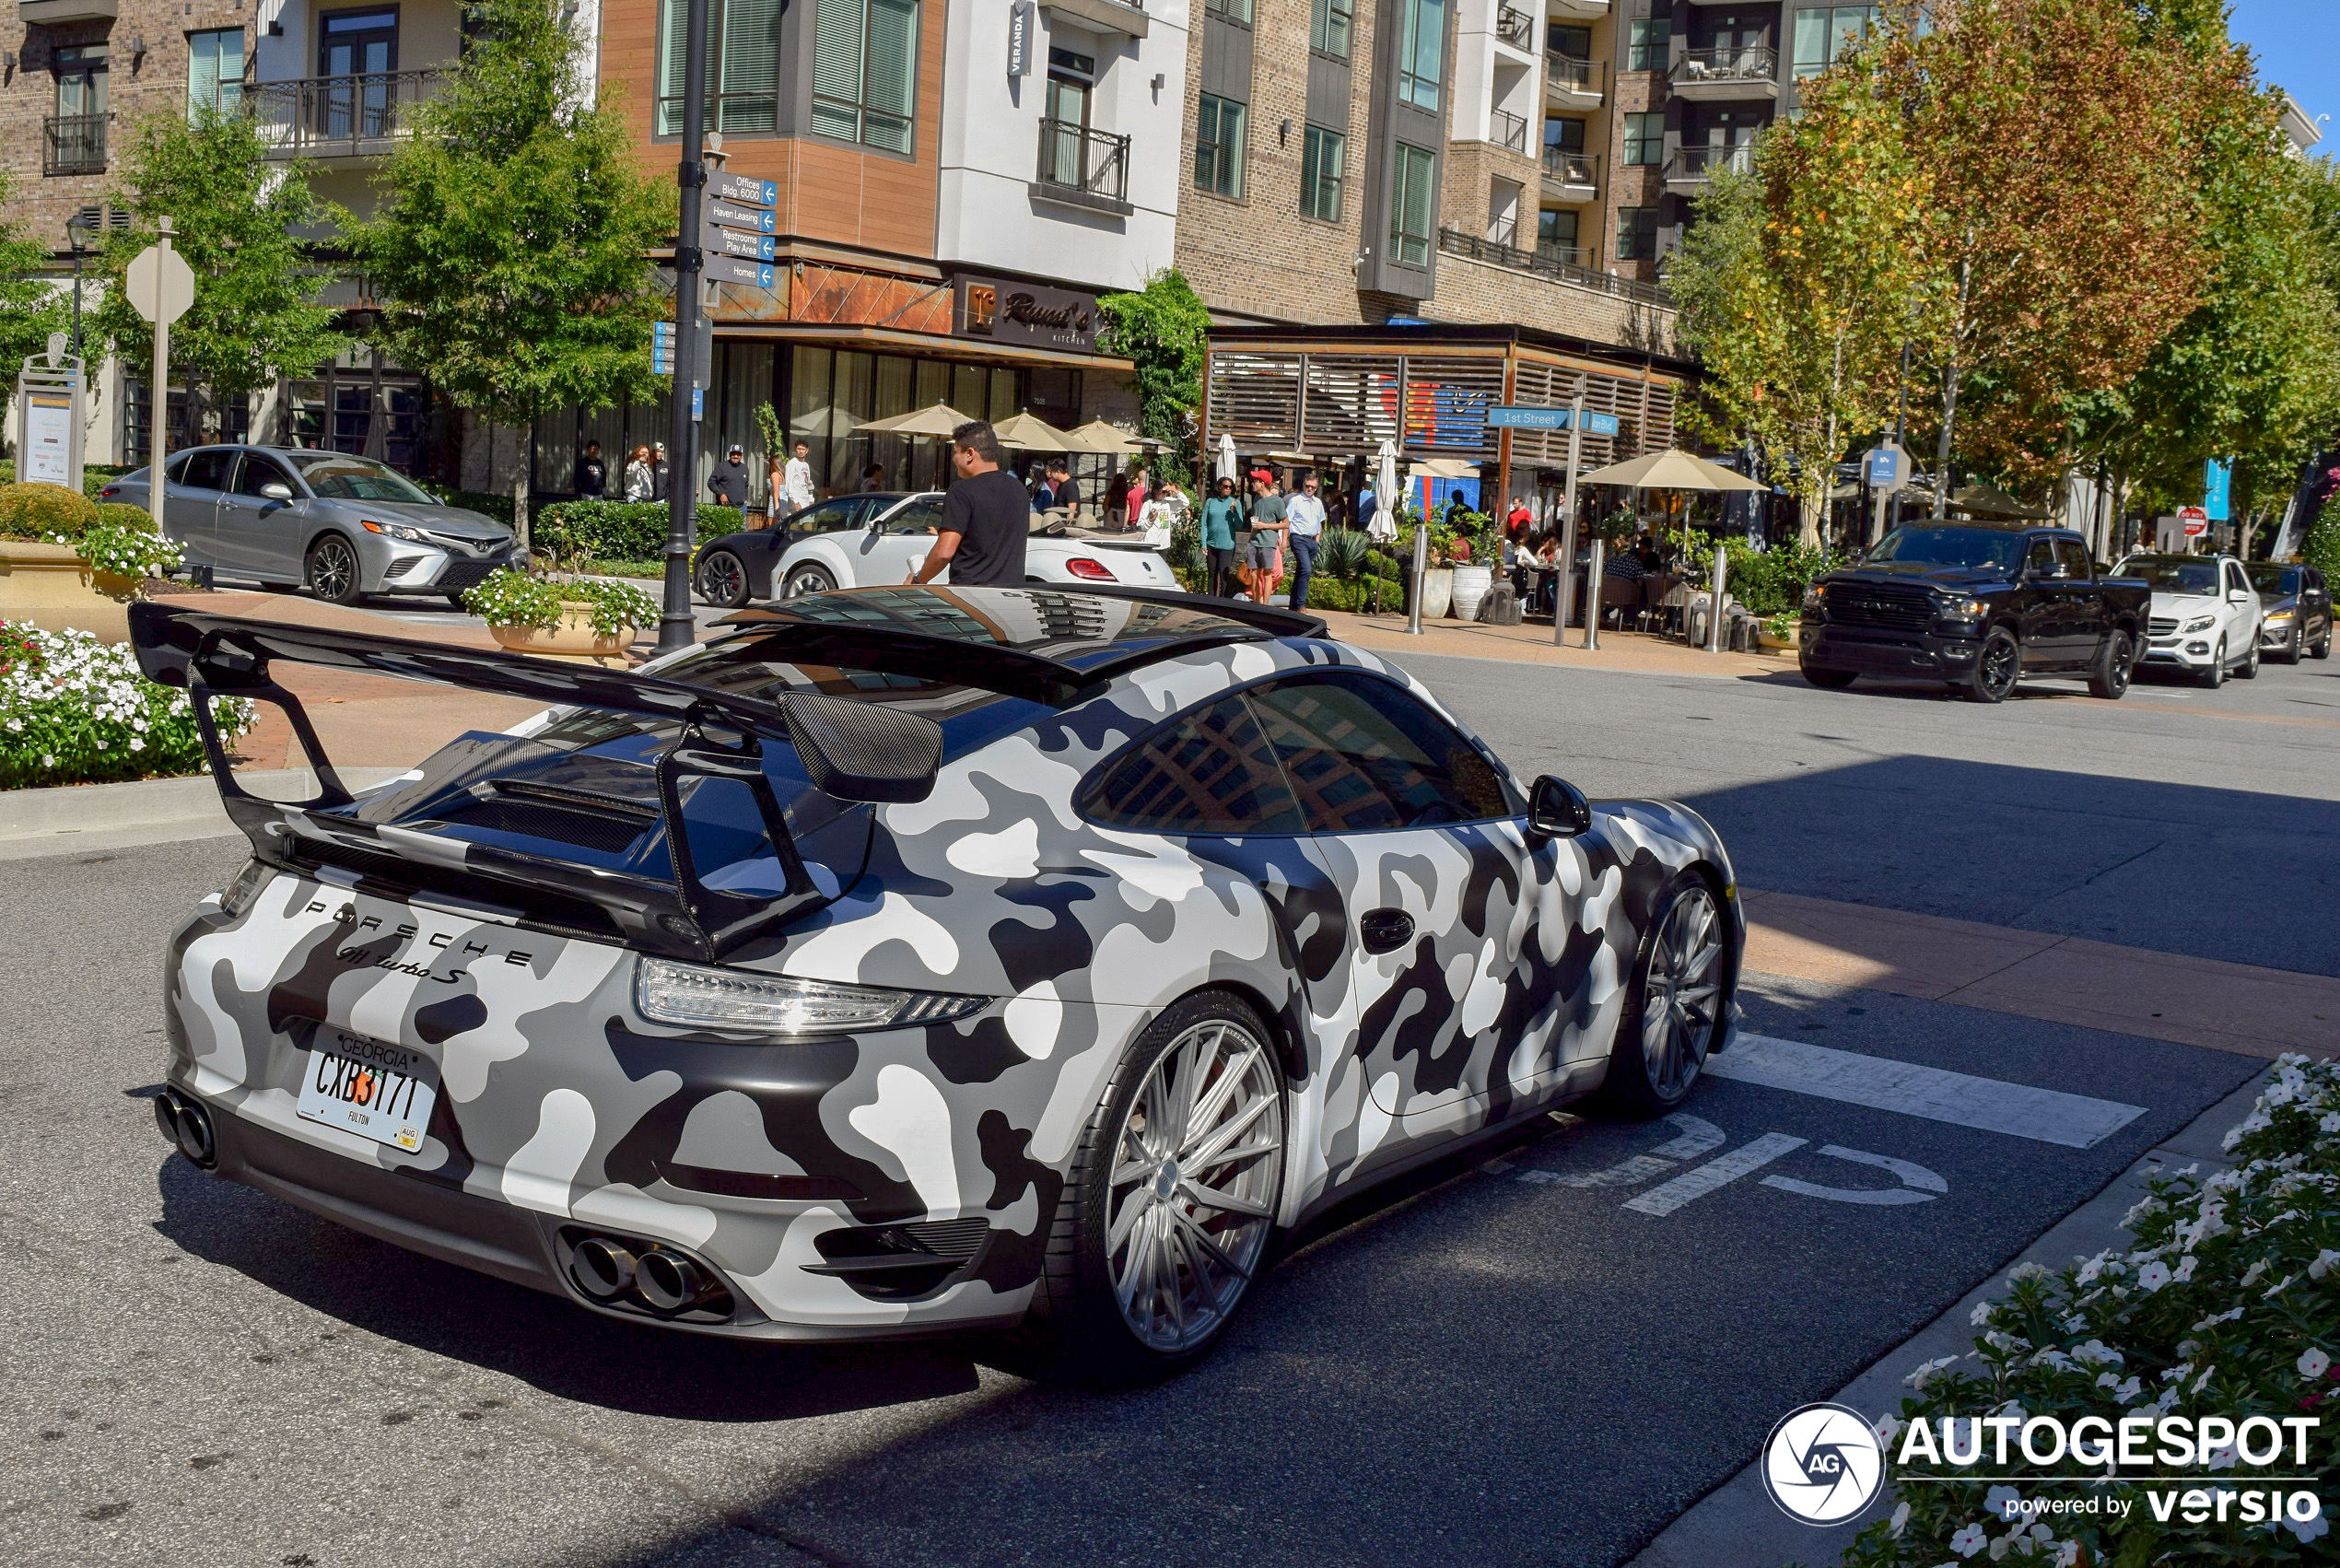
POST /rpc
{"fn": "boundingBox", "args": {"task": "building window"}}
[1616,206,1659,261]
[807,0,918,152]
[1397,0,1446,113]
[1627,18,1671,72]
[1546,22,1589,60]
[657,0,790,135]
[1390,142,1436,266]
[1196,93,1247,198]
[187,29,244,118]
[1310,0,1352,58]
[1545,115,1585,154]
[1537,207,1578,255]
[1206,0,1253,22]
[1300,123,1345,220]
[1792,5,1878,78]
[1622,111,1663,166]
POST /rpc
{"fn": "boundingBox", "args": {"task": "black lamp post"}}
[65,211,91,359]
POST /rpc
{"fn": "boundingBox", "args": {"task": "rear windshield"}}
[287,453,439,506]
[2122,558,2220,595]
[2246,564,2302,596]
[1866,528,2026,572]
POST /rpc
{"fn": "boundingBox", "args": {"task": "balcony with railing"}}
[1540,146,1599,198]
[1667,45,1780,99]
[1494,4,1534,49]
[1663,141,1755,192]
[1547,0,1609,18]
[249,71,442,159]
[1490,109,1531,154]
[42,113,107,176]
[1438,228,1673,308]
[1033,118,1132,216]
[1544,52,1605,104]
[1535,241,1593,269]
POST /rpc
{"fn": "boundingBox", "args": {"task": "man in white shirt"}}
[1282,472,1328,612]
[781,440,816,518]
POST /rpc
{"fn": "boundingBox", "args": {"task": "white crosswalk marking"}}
[1703,1035,2146,1149]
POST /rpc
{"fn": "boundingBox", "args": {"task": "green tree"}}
[89,108,345,438]
[1097,269,1211,487]
[0,171,69,391]
[355,0,671,540]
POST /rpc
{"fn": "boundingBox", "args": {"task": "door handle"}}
[1359,907,1414,955]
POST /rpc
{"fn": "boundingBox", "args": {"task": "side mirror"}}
[259,482,294,502]
[1527,774,1594,840]
[2229,588,2252,604]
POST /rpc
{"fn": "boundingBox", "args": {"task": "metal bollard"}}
[1584,535,1603,651]
[1707,544,1727,654]
[1408,523,1427,636]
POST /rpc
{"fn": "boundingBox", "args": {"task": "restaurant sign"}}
[955,275,1100,354]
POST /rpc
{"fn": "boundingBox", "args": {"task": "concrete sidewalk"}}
[1627,1063,2274,1568]
[1315,608,1788,680]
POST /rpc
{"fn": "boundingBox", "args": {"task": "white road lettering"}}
[1513,1112,1727,1188]
[1704,1035,2145,1149]
[1761,1143,1948,1206]
[1623,1133,1808,1216]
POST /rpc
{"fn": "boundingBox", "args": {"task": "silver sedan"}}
[104,446,525,606]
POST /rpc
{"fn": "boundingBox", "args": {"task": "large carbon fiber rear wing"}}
[127,602,942,962]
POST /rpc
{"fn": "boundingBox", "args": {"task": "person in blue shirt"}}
[1200,476,1244,597]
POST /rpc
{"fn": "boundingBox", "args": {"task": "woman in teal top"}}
[1200,477,1244,597]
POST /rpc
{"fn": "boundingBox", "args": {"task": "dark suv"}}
[2249,562,2334,662]
[1798,524,2150,703]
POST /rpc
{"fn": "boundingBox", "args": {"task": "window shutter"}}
[860,0,918,152]
[657,0,691,135]
[720,0,781,131]
[812,0,864,141]
[188,32,219,118]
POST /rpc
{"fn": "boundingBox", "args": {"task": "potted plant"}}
[1445,509,1498,621]
[463,568,659,664]
[0,486,183,641]
[1757,611,1802,652]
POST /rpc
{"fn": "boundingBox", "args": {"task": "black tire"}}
[2279,625,2304,664]
[304,535,362,606]
[695,548,751,609]
[2314,626,2332,660]
[1801,666,1858,691]
[2087,628,2135,700]
[1027,989,1285,1383]
[780,560,837,600]
[1598,872,1730,1117]
[1961,626,2021,703]
[2237,637,2260,680]
[2199,638,2228,689]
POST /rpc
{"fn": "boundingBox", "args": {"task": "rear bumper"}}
[1800,626,1977,675]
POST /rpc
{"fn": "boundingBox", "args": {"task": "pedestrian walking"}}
[708,444,750,512]
[651,442,671,502]
[1201,477,1244,597]
[1106,470,1129,528]
[782,441,815,514]
[1283,472,1327,612]
[907,421,1027,587]
[859,462,887,493]
[1137,480,1183,548]
[1243,474,1287,603]
[577,440,607,498]
[622,445,653,501]
[1125,465,1149,531]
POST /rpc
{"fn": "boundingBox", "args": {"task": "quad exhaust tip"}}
[154,1088,218,1170]
[568,1236,638,1301]
[563,1229,731,1318]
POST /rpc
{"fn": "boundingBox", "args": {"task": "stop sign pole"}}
[123,216,194,533]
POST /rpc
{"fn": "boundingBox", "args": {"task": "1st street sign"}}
[1485,405,1622,436]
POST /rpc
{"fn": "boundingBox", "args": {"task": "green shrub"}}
[0,482,102,542]
[2304,498,2340,582]
[0,461,12,485]
[1317,527,1372,581]
[462,569,658,635]
[80,465,134,505]
[536,499,670,564]
[2,622,255,789]
[94,501,158,534]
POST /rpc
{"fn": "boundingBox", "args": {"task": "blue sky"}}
[2227,0,2335,151]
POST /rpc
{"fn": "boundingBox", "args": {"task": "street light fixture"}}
[64,210,93,361]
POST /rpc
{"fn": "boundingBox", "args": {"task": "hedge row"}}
[532,499,672,562]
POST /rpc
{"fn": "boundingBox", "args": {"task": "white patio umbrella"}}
[1410,456,1482,480]
[854,402,973,438]
[1064,420,1141,455]
[1372,439,1401,543]
[1217,432,1239,485]
[990,411,1078,451]
[1578,448,1765,554]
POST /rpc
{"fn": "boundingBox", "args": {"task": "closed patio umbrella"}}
[1373,439,1400,542]
[1218,432,1240,484]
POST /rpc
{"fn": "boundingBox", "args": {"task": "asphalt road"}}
[0,642,2322,1568]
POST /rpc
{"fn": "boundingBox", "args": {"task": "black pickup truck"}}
[1797,524,2151,702]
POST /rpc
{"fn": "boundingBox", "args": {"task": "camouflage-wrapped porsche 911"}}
[134,586,1743,1375]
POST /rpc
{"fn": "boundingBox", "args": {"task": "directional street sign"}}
[706,199,776,235]
[707,227,778,263]
[708,172,778,208]
[707,257,777,289]
[1485,404,1620,436]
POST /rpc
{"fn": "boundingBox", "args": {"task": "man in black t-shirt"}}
[577,440,606,498]
[911,421,1027,587]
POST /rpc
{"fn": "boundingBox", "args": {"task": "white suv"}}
[2118,552,2264,687]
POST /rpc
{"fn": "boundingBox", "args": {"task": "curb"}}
[1626,1064,2275,1568]
[0,766,408,852]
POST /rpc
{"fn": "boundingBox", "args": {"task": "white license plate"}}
[295,1030,439,1153]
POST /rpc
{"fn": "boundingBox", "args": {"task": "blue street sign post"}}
[2204,459,2231,522]
[1486,404,1620,436]
[1864,446,1906,489]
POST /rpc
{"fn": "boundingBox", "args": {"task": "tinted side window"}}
[799,499,867,534]
[232,453,295,497]
[1082,695,1301,834]
[2053,540,2091,579]
[1246,673,1514,832]
[888,497,943,533]
[2024,538,2056,575]
[181,450,237,491]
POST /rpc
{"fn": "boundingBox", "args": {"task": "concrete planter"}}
[1756,619,1804,654]
[1419,567,1455,620]
[0,540,141,642]
[1449,564,1494,621]
[488,606,637,665]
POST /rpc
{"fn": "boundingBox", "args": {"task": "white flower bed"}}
[0,622,253,790]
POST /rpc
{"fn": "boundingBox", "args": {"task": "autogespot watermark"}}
[1761,1403,1887,1525]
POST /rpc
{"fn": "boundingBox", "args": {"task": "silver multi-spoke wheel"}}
[1639,884,1725,1101]
[1105,1019,1281,1354]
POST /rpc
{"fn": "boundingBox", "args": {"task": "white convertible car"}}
[694,492,1177,607]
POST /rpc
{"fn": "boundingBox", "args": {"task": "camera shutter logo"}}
[1761,1403,1885,1526]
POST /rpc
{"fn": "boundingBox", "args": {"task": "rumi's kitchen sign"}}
[954,275,1100,354]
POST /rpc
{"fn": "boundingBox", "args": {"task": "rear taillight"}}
[99,486,120,500]
[1064,557,1114,580]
